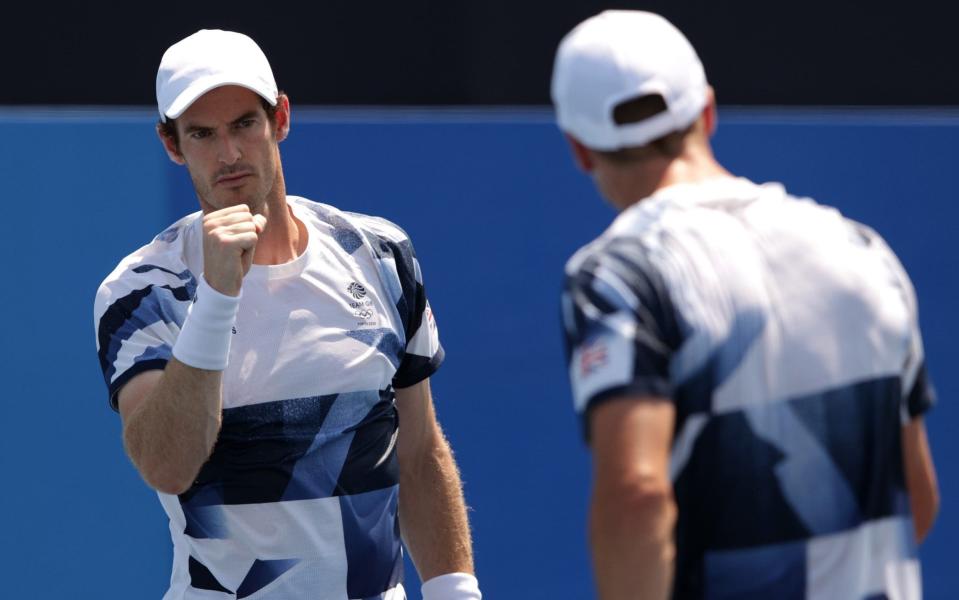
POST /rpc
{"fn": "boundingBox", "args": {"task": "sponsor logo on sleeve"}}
[579,338,608,377]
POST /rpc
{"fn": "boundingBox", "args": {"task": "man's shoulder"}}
[94,213,201,312]
[565,183,702,278]
[112,212,199,272]
[564,217,656,281]
[566,176,833,278]
[565,237,609,279]
[290,196,414,247]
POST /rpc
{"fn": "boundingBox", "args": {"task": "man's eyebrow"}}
[182,122,212,134]
[181,111,260,133]
[230,111,260,125]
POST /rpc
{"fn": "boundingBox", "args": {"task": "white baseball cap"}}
[551,10,708,151]
[156,29,278,122]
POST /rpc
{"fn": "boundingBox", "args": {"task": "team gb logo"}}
[348,282,368,299]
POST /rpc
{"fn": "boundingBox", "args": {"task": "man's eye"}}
[237,119,255,128]
[190,130,212,140]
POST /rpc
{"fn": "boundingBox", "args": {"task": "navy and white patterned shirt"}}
[562,177,933,600]
[95,196,442,600]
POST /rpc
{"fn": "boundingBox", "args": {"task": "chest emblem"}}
[347,282,367,299]
[347,281,376,327]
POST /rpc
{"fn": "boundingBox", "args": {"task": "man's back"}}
[564,177,931,598]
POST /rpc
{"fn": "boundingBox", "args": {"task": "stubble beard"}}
[192,161,277,215]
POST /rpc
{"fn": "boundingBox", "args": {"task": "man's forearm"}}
[122,269,244,495]
[902,418,939,543]
[398,427,474,580]
[122,359,223,494]
[590,481,676,600]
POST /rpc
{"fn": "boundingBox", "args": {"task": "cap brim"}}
[162,75,277,121]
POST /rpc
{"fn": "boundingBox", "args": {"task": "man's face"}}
[164,85,284,214]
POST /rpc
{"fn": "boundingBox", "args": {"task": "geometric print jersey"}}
[561,177,935,600]
[94,196,444,600]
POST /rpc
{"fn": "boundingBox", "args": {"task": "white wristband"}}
[421,573,482,600]
[172,276,240,370]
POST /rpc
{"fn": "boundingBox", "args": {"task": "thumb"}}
[240,243,255,276]
[252,214,267,233]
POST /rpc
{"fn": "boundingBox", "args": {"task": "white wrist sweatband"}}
[172,276,240,370]
[421,573,482,600]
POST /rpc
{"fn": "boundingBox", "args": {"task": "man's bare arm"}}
[118,205,265,495]
[395,378,475,581]
[902,417,939,543]
[589,396,676,600]
[118,362,222,494]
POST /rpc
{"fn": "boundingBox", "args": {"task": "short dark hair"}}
[598,94,694,163]
[157,92,283,152]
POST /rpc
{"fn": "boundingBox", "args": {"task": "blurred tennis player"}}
[94,29,480,600]
[552,10,938,600]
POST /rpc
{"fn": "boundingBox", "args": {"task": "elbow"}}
[123,420,208,496]
[913,486,940,544]
[591,474,676,541]
[589,475,676,600]
[147,472,196,496]
[123,434,198,495]
[137,459,198,495]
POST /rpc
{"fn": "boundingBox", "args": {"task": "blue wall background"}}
[1,107,954,598]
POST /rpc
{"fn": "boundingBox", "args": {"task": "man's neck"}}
[610,149,732,211]
[252,180,308,265]
[655,154,731,193]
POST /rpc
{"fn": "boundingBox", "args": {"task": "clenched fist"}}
[201,205,267,296]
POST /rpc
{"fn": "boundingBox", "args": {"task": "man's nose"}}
[217,134,241,165]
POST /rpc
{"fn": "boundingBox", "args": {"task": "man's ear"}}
[274,94,291,142]
[156,124,186,165]
[565,133,595,173]
[703,86,718,137]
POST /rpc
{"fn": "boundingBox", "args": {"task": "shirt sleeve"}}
[862,223,937,421]
[353,215,444,389]
[900,286,935,420]
[390,234,444,389]
[94,262,197,411]
[561,239,682,440]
